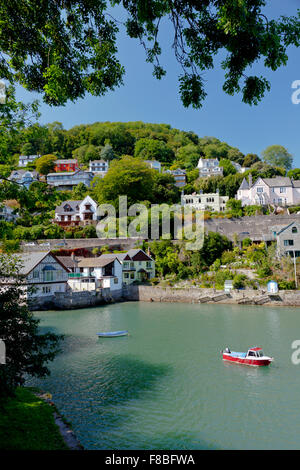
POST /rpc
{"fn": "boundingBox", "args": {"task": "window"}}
[124,273,129,278]
[284,240,294,246]
[248,351,256,357]
[146,261,152,268]
[33,269,39,279]
[280,187,286,193]
[114,278,118,284]
[44,271,54,281]
[257,187,263,193]
[292,227,298,233]
[42,286,51,294]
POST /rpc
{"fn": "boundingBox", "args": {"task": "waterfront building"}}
[237,175,300,207]
[47,169,94,190]
[197,158,223,178]
[89,160,109,177]
[10,251,69,298]
[100,249,155,285]
[181,191,229,212]
[54,196,99,226]
[8,169,39,189]
[77,255,123,291]
[54,159,79,172]
[18,154,40,167]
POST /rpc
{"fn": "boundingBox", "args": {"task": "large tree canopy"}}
[0,1,300,107]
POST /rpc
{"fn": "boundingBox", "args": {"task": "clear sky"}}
[15,1,300,166]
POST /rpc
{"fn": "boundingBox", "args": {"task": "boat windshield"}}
[257,350,264,357]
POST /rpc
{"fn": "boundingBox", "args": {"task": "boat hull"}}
[97,331,128,337]
[222,353,272,366]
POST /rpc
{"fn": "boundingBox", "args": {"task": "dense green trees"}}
[93,155,155,207]
[261,145,293,170]
[35,154,57,175]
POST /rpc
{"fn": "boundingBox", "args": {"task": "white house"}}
[144,160,161,172]
[89,160,109,177]
[77,255,123,291]
[13,251,69,298]
[47,169,94,190]
[18,154,40,167]
[54,196,99,226]
[181,191,229,212]
[231,162,249,174]
[197,158,223,178]
[236,176,300,207]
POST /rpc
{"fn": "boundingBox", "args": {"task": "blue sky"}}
[16,1,300,166]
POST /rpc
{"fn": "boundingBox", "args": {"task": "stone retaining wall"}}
[29,288,124,311]
[125,285,300,307]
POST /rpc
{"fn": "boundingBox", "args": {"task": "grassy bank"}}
[0,387,68,450]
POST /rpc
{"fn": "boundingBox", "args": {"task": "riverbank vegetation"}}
[0,387,67,450]
[143,238,298,291]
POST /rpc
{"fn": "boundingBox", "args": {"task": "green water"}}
[27,301,300,449]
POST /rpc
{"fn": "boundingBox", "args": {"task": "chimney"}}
[248,173,253,188]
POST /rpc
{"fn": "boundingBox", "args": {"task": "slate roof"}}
[276,221,300,236]
[55,200,82,215]
[78,256,118,268]
[238,177,249,190]
[262,177,293,187]
[126,249,153,261]
[10,251,68,275]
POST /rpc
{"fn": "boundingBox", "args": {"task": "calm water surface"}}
[27,301,300,449]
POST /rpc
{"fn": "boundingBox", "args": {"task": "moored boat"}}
[96,330,128,337]
[222,347,273,366]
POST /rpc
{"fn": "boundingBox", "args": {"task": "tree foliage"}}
[0,254,63,397]
[261,145,293,170]
[0,1,300,107]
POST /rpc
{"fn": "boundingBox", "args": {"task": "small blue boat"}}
[96,330,128,337]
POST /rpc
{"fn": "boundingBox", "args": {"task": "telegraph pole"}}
[294,250,298,289]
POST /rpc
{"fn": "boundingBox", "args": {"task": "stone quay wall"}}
[124,285,300,307]
[29,288,124,311]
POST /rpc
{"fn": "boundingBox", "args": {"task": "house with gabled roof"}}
[8,169,39,189]
[5,251,70,298]
[100,249,155,285]
[272,221,300,258]
[197,158,223,178]
[236,175,300,207]
[54,196,98,226]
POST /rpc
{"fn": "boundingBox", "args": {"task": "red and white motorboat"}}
[222,347,273,366]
